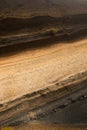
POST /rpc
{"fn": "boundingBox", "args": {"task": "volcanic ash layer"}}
[0,38,87,104]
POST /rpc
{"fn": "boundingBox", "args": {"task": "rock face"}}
[0,0,87,17]
[0,38,87,103]
[0,0,87,127]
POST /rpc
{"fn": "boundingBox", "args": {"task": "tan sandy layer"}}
[0,39,87,103]
[14,123,87,130]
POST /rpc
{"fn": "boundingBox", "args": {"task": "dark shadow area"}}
[0,16,62,36]
[35,80,87,124]
[0,28,87,58]
[0,14,87,36]
[0,14,87,57]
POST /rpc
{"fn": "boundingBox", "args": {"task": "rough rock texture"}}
[0,0,87,17]
[0,39,87,104]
